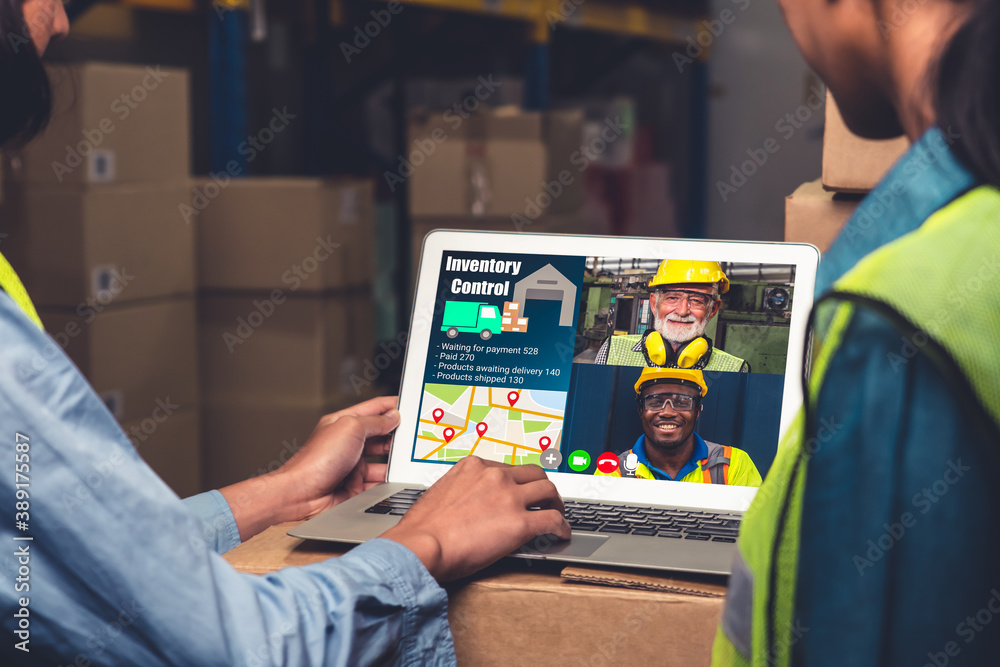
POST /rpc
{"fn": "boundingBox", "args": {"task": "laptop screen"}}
[396,233,817,511]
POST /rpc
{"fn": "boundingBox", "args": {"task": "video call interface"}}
[411,251,798,488]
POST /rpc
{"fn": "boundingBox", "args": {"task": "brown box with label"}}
[223,524,726,666]
[2,182,194,307]
[199,289,376,405]
[7,62,189,185]
[823,91,909,193]
[39,297,198,424]
[785,179,864,253]
[408,108,548,217]
[121,407,201,499]
[195,178,373,291]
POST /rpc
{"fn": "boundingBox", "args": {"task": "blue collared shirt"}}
[793,127,1000,665]
[632,432,710,481]
[0,293,456,666]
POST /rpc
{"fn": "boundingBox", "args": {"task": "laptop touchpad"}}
[515,533,608,558]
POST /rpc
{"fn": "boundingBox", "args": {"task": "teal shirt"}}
[794,128,1000,665]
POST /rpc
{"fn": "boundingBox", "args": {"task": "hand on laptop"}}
[219,396,401,541]
[380,457,571,582]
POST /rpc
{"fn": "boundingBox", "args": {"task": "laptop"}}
[290,231,819,575]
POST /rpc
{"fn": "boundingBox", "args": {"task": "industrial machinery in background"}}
[709,264,796,375]
[574,260,796,374]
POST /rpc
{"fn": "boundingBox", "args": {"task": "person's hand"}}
[219,396,400,541]
[379,456,570,582]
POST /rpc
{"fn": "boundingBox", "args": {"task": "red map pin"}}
[432,408,444,423]
[539,436,551,450]
[507,391,519,407]
[476,422,488,437]
[442,427,455,443]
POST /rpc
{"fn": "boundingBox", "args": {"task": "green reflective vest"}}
[712,185,1000,665]
[0,251,42,329]
[606,333,748,372]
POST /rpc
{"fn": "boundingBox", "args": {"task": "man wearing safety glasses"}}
[595,368,761,486]
[596,260,750,373]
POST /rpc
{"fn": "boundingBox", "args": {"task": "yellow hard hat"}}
[649,260,730,294]
[634,367,708,397]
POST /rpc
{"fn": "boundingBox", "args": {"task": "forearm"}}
[218,471,309,542]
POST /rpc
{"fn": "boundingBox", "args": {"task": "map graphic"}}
[415,384,566,465]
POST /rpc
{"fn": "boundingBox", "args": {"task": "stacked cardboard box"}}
[1,62,200,497]
[785,92,910,252]
[196,178,377,489]
[407,107,593,283]
[500,301,528,333]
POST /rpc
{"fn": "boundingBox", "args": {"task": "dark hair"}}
[935,0,1000,187]
[0,0,51,149]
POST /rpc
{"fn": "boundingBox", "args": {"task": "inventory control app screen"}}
[411,249,795,485]
[413,251,584,467]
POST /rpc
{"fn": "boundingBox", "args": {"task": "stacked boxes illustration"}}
[502,301,529,332]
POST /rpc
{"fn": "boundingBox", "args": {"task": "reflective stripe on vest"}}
[619,441,732,483]
[607,334,747,371]
[0,251,43,330]
[713,185,1000,666]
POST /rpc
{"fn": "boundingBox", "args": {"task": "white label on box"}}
[88,149,116,182]
[100,390,124,420]
[340,186,360,225]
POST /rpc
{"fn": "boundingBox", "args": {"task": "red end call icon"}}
[596,452,619,474]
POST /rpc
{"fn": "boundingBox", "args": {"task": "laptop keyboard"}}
[365,490,742,542]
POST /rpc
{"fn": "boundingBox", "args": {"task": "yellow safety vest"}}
[712,186,1000,665]
[0,251,42,329]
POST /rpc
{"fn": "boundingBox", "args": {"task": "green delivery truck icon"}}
[441,301,501,340]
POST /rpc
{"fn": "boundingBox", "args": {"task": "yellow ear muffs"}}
[642,331,710,369]
[644,331,668,366]
[676,337,709,368]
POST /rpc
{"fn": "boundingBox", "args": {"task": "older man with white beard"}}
[595,260,749,372]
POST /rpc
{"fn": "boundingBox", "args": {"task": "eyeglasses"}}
[639,392,698,412]
[655,290,716,309]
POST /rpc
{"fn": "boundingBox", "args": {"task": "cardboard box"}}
[785,179,863,253]
[196,178,374,291]
[8,62,190,185]
[408,108,547,217]
[223,524,725,666]
[122,406,201,499]
[199,290,376,404]
[202,399,336,490]
[543,109,587,214]
[823,92,909,193]
[39,297,198,423]
[2,182,194,307]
